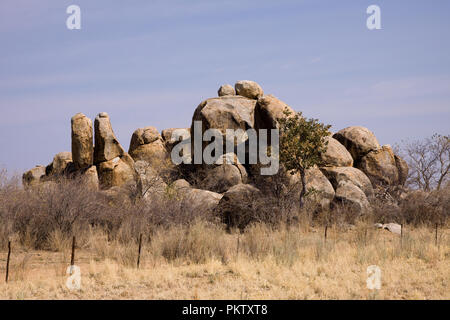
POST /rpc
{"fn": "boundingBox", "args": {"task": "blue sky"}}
[1,0,449,174]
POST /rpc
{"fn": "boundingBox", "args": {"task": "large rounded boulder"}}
[218,84,236,97]
[217,184,261,229]
[191,96,257,157]
[199,153,248,193]
[357,145,399,186]
[46,151,73,176]
[320,136,354,167]
[320,166,374,198]
[333,126,380,162]
[97,153,139,190]
[254,95,295,131]
[235,80,264,99]
[22,166,46,188]
[129,127,169,166]
[335,180,371,214]
[304,168,336,209]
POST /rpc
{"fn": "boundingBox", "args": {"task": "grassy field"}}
[0,223,448,300]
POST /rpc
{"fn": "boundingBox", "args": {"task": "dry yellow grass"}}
[0,223,448,300]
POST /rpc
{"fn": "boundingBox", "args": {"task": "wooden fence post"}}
[236,234,240,259]
[400,224,403,248]
[364,228,368,247]
[5,241,11,283]
[70,236,76,267]
[137,234,143,269]
[435,223,438,247]
[324,225,328,243]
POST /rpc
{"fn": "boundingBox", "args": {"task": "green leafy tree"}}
[278,109,331,208]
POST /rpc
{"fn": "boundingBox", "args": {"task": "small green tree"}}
[278,109,331,208]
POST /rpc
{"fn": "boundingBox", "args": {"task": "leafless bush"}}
[395,134,449,191]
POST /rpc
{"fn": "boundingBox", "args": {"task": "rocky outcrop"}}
[333,126,380,162]
[235,80,264,99]
[320,136,353,167]
[22,80,408,218]
[218,84,235,97]
[71,113,93,170]
[357,145,399,186]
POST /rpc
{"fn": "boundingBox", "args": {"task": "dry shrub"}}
[150,220,231,264]
[0,169,211,251]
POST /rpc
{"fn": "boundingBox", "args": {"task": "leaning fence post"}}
[137,234,143,269]
[70,236,76,268]
[324,225,328,243]
[5,241,11,283]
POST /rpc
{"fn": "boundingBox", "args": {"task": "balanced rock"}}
[218,84,235,97]
[71,113,93,169]
[357,145,399,186]
[22,166,46,187]
[333,126,380,162]
[321,166,374,198]
[235,80,264,99]
[320,136,353,167]
[335,180,371,214]
[94,112,124,164]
